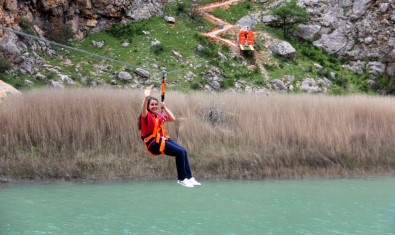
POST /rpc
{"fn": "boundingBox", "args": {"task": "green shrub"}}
[107,22,147,42]
[0,58,12,73]
[190,82,202,90]
[220,78,235,89]
[19,18,36,36]
[334,76,349,89]
[0,73,26,89]
[254,37,265,51]
[151,43,165,55]
[330,86,346,95]
[264,63,278,71]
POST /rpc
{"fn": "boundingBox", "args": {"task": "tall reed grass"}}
[0,88,394,181]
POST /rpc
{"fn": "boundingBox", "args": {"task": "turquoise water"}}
[0,177,394,235]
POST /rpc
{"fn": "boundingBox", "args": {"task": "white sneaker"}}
[177,179,194,188]
[188,177,201,186]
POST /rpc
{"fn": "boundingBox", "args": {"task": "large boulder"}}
[313,30,354,55]
[0,80,21,98]
[268,41,296,59]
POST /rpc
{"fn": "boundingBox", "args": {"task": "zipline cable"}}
[0,26,222,77]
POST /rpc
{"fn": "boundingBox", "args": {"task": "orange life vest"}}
[143,115,168,155]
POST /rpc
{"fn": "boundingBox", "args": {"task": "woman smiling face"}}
[148,97,159,114]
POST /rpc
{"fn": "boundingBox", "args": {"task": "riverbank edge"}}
[1,171,394,185]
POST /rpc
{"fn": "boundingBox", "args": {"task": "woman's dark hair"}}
[137,96,158,130]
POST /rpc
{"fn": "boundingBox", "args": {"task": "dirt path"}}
[195,0,271,81]
[195,0,244,52]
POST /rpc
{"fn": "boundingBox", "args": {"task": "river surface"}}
[1,177,394,235]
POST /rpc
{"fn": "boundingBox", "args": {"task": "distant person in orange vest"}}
[138,86,201,188]
[244,28,249,45]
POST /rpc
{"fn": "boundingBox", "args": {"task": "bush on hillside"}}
[151,43,165,55]
[107,22,147,42]
[19,18,36,36]
[0,57,12,73]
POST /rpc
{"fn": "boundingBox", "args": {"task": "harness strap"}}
[143,116,168,155]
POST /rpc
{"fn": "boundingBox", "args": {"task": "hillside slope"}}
[0,0,394,94]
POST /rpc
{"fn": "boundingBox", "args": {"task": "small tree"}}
[272,0,308,39]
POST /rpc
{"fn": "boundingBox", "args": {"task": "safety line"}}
[0,26,222,76]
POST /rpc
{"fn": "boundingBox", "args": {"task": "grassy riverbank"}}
[0,88,394,181]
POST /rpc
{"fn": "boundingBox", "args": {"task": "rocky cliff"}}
[1,0,164,39]
[296,0,394,91]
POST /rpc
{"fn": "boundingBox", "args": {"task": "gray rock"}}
[118,71,133,82]
[364,36,373,45]
[313,30,354,54]
[164,16,176,24]
[270,79,287,91]
[237,14,258,30]
[202,67,225,91]
[301,78,322,93]
[92,40,105,48]
[135,68,150,78]
[49,80,65,88]
[151,40,161,46]
[379,3,389,12]
[294,24,321,41]
[25,79,34,86]
[268,41,296,59]
[368,79,378,89]
[329,72,336,80]
[128,2,163,21]
[217,22,225,29]
[1,41,21,55]
[185,71,196,81]
[367,61,386,76]
[283,75,295,83]
[36,73,47,81]
[209,80,221,90]
[352,0,373,18]
[260,15,277,25]
[19,57,34,74]
[342,61,366,74]
[318,78,332,87]
[314,63,323,69]
[172,50,183,60]
[59,74,75,84]
[196,44,205,53]
[47,68,59,74]
[218,52,227,62]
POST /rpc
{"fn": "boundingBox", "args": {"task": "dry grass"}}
[1,88,394,181]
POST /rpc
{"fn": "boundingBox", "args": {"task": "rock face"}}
[259,0,394,92]
[0,0,165,40]
[296,0,394,62]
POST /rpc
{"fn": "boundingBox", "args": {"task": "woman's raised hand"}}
[144,86,152,97]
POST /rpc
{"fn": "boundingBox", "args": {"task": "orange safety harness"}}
[144,70,168,156]
[143,115,169,155]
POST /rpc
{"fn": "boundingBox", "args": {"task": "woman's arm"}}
[140,86,151,118]
[161,102,176,122]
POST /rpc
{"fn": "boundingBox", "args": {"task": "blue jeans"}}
[149,138,192,181]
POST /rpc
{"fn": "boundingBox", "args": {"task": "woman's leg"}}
[164,138,192,180]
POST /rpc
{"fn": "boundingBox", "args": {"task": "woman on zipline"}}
[138,86,201,188]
